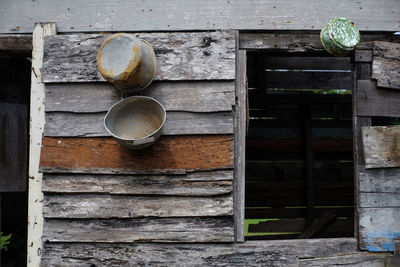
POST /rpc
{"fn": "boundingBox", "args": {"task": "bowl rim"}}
[103,95,166,141]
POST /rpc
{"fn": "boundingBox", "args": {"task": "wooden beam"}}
[42,32,235,83]
[299,252,387,267]
[234,49,246,242]
[303,105,314,226]
[362,126,400,169]
[27,22,56,267]
[40,136,233,174]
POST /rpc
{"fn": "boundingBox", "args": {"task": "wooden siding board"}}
[42,170,233,195]
[41,242,303,267]
[240,33,400,51]
[356,80,400,117]
[372,41,400,90]
[362,126,400,169]
[298,253,387,267]
[360,169,400,193]
[43,194,233,218]
[42,32,235,83]
[1,0,400,33]
[40,136,233,174]
[43,217,234,243]
[360,208,400,251]
[44,81,236,113]
[44,111,234,137]
[0,34,32,51]
[360,193,400,208]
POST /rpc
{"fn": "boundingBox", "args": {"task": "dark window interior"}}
[0,56,30,266]
[245,50,354,240]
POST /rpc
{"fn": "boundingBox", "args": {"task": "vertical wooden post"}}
[235,32,247,242]
[28,23,56,267]
[303,105,314,227]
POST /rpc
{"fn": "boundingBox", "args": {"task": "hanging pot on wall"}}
[320,17,360,57]
[97,33,157,90]
[104,96,166,150]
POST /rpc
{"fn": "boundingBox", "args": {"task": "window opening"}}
[245,51,354,240]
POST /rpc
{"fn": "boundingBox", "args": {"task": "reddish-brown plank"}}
[40,136,232,173]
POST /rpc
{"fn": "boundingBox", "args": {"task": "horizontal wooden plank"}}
[43,217,234,243]
[248,218,353,233]
[249,91,352,105]
[299,252,387,267]
[45,81,235,113]
[360,169,400,193]
[44,111,233,137]
[260,71,353,90]
[0,34,32,51]
[41,242,302,267]
[41,238,356,266]
[362,126,400,169]
[373,41,400,60]
[43,194,233,218]
[250,104,352,119]
[42,32,235,83]
[360,193,400,208]
[262,57,351,70]
[246,207,354,219]
[356,80,400,117]
[42,170,233,195]
[360,208,400,251]
[40,136,233,174]
[2,0,400,33]
[246,160,353,182]
[241,33,399,50]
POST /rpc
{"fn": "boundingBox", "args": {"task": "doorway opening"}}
[0,56,31,266]
[245,50,354,240]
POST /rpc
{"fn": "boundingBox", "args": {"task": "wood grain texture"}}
[43,217,234,243]
[299,252,387,267]
[44,81,235,113]
[372,41,400,89]
[360,169,400,193]
[41,242,300,267]
[240,33,399,51]
[356,80,400,117]
[41,238,356,266]
[44,111,233,137]
[42,32,235,83]
[360,193,400,208]
[362,126,400,169]
[40,136,233,174]
[1,0,400,33]
[235,49,246,242]
[0,103,27,192]
[0,34,32,51]
[354,50,373,63]
[43,194,233,218]
[360,208,400,251]
[42,170,233,196]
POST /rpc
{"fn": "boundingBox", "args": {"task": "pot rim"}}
[103,95,166,142]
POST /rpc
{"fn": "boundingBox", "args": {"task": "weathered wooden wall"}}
[0,0,399,33]
[39,30,237,264]
[354,38,400,252]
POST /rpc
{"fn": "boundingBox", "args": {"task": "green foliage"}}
[0,232,12,251]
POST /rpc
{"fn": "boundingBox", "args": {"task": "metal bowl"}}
[104,96,166,150]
